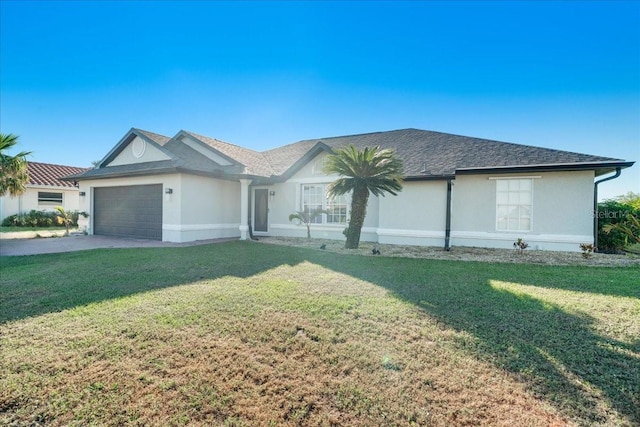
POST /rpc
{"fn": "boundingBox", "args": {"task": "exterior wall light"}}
[165,188,173,194]
[79,191,86,196]
[269,190,276,196]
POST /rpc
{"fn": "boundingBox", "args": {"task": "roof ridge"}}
[262,128,427,154]
[133,128,171,139]
[28,160,90,170]
[297,128,417,144]
[182,130,262,153]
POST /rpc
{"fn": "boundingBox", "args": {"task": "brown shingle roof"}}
[71,127,633,181]
[27,162,91,188]
[265,128,627,177]
[135,129,172,146]
[183,131,275,177]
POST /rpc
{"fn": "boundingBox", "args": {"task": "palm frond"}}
[323,144,404,248]
[0,133,31,197]
[323,144,404,197]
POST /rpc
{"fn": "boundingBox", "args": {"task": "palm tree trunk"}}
[345,186,369,249]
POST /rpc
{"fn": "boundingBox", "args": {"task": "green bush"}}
[596,201,640,251]
[1,209,81,228]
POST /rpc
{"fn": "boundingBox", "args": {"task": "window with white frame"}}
[496,179,532,232]
[38,191,63,206]
[326,193,347,224]
[302,185,325,224]
[301,184,348,225]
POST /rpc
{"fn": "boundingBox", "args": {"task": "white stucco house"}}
[0,162,90,221]
[66,128,634,251]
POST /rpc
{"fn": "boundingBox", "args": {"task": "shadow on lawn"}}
[312,254,640,426]
[0,241,305,324]
[412,280,638,425]
[1,241,638,424]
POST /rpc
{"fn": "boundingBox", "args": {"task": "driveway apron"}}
[0,235,235,256]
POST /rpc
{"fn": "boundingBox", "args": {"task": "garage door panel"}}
[94,184,162,240]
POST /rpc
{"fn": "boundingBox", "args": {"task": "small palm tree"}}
[324,145,404,249]
[0,133,32,197]
[289,206,327,238]
[55,206,74,236]
[603,213,640,245]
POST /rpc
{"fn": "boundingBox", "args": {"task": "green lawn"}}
[1,241,638,426]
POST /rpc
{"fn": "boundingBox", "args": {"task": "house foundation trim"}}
[162,223,240,243]
[239,179,252,240]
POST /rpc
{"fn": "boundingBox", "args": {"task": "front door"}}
[254,189,269,233]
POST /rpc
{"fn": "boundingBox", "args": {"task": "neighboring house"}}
[66,128,634,251]
[0,162,90,221]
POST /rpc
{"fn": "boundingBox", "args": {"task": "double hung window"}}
[496,179,532,232]
[301,184,347,225]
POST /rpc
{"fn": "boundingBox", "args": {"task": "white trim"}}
[252,186,271,234]
[132,137,146,158]
[270,225,589,245]
[263,225,589,251]
[376,228,445,239]
[163,223,239,232]
[451,231,592,244]
[162,223,241,243]
[271,223,345,232]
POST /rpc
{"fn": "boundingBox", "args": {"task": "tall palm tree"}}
[324,145,404,249]
[0,133,31,197]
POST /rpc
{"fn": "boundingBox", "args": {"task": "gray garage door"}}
[94,184,163,240]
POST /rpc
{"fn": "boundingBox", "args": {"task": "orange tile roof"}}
[27,162,91,188]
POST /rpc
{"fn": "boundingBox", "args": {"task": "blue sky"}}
[1,0,638,200]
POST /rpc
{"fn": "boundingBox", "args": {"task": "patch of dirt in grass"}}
[257,236,640,267]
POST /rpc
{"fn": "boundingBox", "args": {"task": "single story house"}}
[0,162,90,221]
[66,128,634,251]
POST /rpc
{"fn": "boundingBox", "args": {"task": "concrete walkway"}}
[0,234,236,256]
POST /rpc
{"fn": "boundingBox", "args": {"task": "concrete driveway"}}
[0,234,235,256]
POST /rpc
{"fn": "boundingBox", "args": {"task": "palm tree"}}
[289,206,328,238]
[0,133,31,197]
[55,206,74,236]
[323,145,404,249]
[604,213,640,245]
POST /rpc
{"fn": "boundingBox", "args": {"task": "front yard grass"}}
[1,241,638,426]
